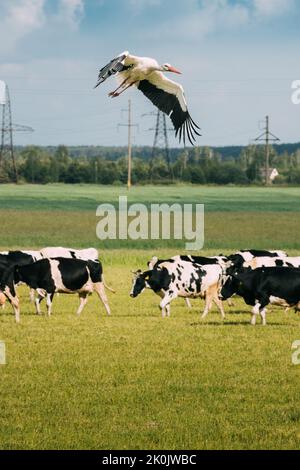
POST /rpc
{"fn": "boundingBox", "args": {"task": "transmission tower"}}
[0,81,33,183]
[254,115,280,186]
[143,110,173,180]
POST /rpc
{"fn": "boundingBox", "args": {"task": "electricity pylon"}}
[0,81,33,182]
[143,110,173,180]
[254,115,280,186]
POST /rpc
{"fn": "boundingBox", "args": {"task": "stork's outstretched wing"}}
[138,72,201,145]
[94,51,129,88]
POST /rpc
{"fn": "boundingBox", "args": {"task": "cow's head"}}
[220,271,241,300]
[130,270,151,298]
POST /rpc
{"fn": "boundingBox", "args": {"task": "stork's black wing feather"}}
[138,79,201,145]
[94,53,129,88]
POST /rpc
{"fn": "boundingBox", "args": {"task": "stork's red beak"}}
[168,66,181,74]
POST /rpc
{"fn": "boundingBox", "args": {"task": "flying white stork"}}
[94,51,201,145]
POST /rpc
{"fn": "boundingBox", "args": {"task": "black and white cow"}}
[227,249,288,270]
[147,255,229,310]
[220,266,300,325]
[131,259,225,319]
[0,258,111,322]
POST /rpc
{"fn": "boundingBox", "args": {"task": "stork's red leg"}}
[108,78,129,96]
[111,81,137,98]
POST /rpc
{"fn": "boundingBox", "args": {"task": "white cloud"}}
[0,0,87,55]
[142,0,295,41]
[129,0,161,6]
[146,0,250,41]
[253,0,295,17]
[0,0,45,53]
[57,0,85,28]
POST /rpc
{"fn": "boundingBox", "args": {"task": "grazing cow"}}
[147,255,229,310]
[131,259,225,319]
[244,256,300,270]
[0,258,111,322]
[227,249,288,270]
[220,267,300,325]
[40,246,98,261]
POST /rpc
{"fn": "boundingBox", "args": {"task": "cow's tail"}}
[103,276,116,293]
[87,260,116,293]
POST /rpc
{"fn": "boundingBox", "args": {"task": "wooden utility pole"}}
[254,115,280,186]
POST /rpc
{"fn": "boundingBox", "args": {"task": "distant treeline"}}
[1,143,300,185]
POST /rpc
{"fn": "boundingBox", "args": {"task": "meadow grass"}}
[0,184,300,449]
[0,183,300,212]
[0,183,300,249]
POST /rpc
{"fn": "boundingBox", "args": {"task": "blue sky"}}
[0,0,299,148]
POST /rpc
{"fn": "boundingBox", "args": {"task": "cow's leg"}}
[211,286,226,319]
[251,302,261,325]
[165,303,171,317]
[77,292,88,316]
[201,297,212,319]
[214,296,226,319]
[46,292,54,317]
[94,282,111,315]
[4,288,20,322]
[201,289,213,319]
[260,308,267,326]
[29,288,35,303]
[9,296,20,322]
[257,296,270,325]
[156,291,170,317]
[160,293,176,318]
[11,297,20,323]
[160,303,170,318]
[185,298,191,308]
[35,290,46,315]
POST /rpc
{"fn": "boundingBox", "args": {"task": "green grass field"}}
[1,183,300,249]
[0,184,300,450]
